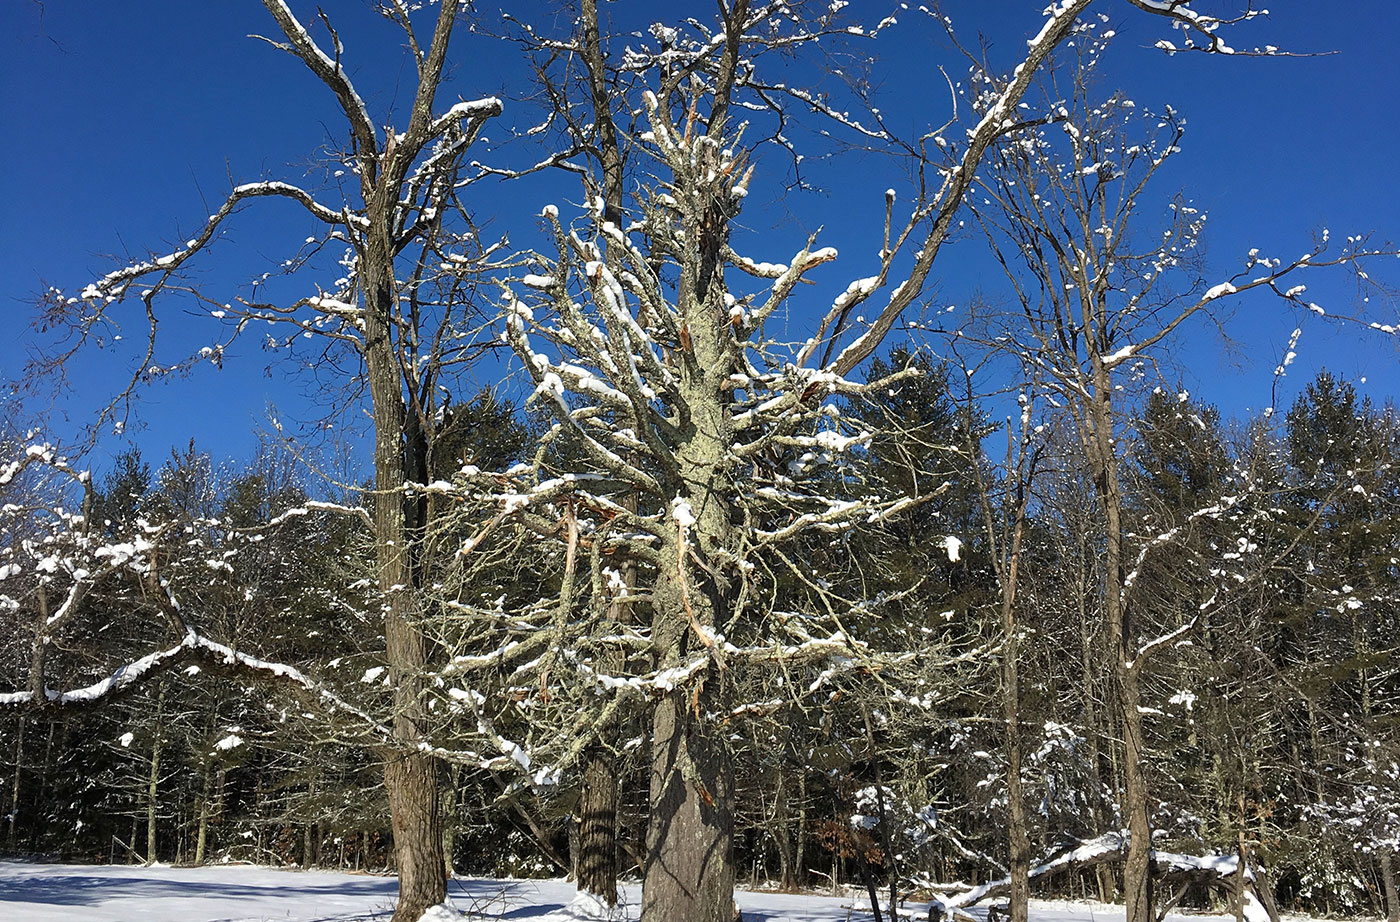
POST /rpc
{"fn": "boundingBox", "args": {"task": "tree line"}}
[3,367,1396,920]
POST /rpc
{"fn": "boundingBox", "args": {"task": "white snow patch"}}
[1203,281,1237,300]
[671,497,696,530]
[0,860,1296,922]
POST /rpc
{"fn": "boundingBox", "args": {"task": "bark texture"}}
[1383,853,1400,922]
[643,673,735,922]
[641,135,740,918]
[1082,365,1153,922]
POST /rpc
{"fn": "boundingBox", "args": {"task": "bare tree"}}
[18,2,501,916]
[469,4,1286,920]
[967,28,1396,920]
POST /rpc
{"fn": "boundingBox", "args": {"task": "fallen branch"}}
[927,833,1280,922]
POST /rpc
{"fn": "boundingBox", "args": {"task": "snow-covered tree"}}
[965,26,1396,921]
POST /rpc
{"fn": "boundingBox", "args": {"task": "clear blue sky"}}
[2,2,1397,477]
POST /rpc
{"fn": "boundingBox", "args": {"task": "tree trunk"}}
[579,749,620,902]
[1083,367,1151,922]
[643,676,735,922]
[1004,622,1030,922]
[876,772,899,921]
[998,467,1031,922]
[577,504,633,904]
[366,241,445,921]
[640,132,740,919]
[1077,548,1113,904]
[1382,853,1400,922]
[442,767,459,879]
[573,5,628,904]
[774,764,797,891]
[1109,606,1152,921]
[146,686,166,864]
[302,773,318,869]
[641,459,736,921]
[359,164,446,914]
[195,759,212,865]
[797,771,811,888]
[1235,794,1247,922]
[7,717,22,849]
[1117,661,1152,922]
[858,847,886,922]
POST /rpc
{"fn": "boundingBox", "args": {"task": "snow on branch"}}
[1128,0,1295,57]
[0,637,191,708]
[0,443,87,490]
[255,0,378,159]
[71,181,358,309]
[427,96,504,139]
[255,499,373,531]
[827,0,1094,376]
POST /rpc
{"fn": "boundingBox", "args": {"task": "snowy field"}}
[0,860,1250,922]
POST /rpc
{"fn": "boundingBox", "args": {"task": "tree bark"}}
[303,772,318,869]
[146,685,166,864]
[7,717,22,849]
[195,758,212,865]
[998,431,1033,922]
[442,766,459,879]
[1382,853,1400,922]
[1235,794,1247,922]
[1076,541,1113,904]
[774,763,797,891]
[1081,363,1152,922]
[365,210,445,922]
[796,769,808,889]
[577,506,633,904]
[1105,513,1152,922]
[1002,567,1031,922]
[574,5,628,904]
[858,847,886,922]
[579,747,621,902]
[641,284,737,921]
[643,655,735,922]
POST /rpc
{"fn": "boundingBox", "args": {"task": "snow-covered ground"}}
[0,860,1247,922]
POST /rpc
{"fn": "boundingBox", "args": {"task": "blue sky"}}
[2,1,1397,477]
